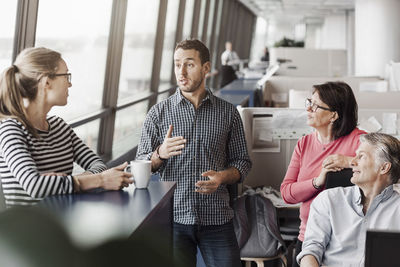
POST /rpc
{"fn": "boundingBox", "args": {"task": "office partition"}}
[238,107,400,191]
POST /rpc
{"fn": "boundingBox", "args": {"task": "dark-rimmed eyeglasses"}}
[305,98,333,112]
[53,73,72,83]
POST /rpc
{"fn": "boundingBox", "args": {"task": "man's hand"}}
[195,170,223,194]
[158,125,186,159]
[299,255,319,267]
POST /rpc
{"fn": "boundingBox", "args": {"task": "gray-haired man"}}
[298,133,400,267]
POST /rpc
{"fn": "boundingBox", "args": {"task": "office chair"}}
[325,168,354,189]
[219,65,238,88]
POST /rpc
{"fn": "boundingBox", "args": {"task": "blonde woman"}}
[0,47,132,206]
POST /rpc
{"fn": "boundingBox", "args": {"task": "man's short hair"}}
[360,133,400,184]
[175,39,210,65]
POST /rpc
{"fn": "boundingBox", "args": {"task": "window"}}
[157,91,173,103]
[197,0,208,40]
[112,102,148,159]
[206,0,216,47]
[118,0,159,104]
[73,119,101,152]
[182,0,195,39]
[36,0,113,122]
[159,0,180,91]
[211,0,224,70]
[0,1,18,70]
[72,119,100,173]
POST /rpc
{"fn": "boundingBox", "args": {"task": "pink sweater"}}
[280,128,365,241]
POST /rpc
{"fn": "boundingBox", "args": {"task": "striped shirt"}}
[0,116,106,206]
[136,89,252,225]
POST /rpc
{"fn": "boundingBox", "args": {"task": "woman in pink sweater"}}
[280,81,366,267]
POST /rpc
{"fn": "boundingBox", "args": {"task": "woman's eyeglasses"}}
[305,98,333,112]
[53,73,72,83]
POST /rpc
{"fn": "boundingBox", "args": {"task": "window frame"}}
[11,0,256,162]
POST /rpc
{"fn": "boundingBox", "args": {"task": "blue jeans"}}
[173,221,241,267]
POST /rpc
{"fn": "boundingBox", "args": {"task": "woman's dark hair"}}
[313,81,358,140]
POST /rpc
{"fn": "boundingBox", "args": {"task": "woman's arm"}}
[68,124,107,174]
[281,166,321,204]
[66,120,133,191]
[0,121,74,198]
[280,140,321,204]
[73,162,132,192]
[0,120,132,198]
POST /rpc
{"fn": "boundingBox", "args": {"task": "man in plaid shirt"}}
[136,39,251,267]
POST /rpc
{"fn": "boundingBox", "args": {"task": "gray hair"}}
[360,133,400,184]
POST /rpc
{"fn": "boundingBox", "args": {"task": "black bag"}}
[233,189,287,258]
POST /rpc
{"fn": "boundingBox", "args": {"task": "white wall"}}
[305,24,322,49]
[250,17,269,62]
[267,18,297,47]
[320,14,347,49]
[355,0,400,77]
[346,10,355,76]
[270,47,347,77]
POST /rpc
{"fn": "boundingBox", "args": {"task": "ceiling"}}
[239,0,355,24]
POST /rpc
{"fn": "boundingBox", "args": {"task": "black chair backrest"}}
[325,168,354,189]
[219,65,237,88]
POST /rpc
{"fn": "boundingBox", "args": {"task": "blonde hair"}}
[0,47,62,135]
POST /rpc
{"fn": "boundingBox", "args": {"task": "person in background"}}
[221,41,240,68]
[298,133,400,266]
[136,39,251,267]
[260,46,269,62]
[280,81,366,267]
[0,47,132,207]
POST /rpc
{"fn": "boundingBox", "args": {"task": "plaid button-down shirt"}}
[136,88,252,225]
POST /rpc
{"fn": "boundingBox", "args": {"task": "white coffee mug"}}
[125,160,152,189]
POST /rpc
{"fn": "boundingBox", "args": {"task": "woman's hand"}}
[100,162,133,190]
[322,154,352,169]
[314,154,353,188]
[314,164,344,188]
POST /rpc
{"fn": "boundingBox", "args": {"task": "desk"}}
[219,78,260,107]
[39,181,176,249]
[214,90,249,106]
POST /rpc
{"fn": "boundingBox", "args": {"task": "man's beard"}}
[180,76,204,93]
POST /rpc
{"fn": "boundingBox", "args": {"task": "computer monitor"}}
[365,229,400,267]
